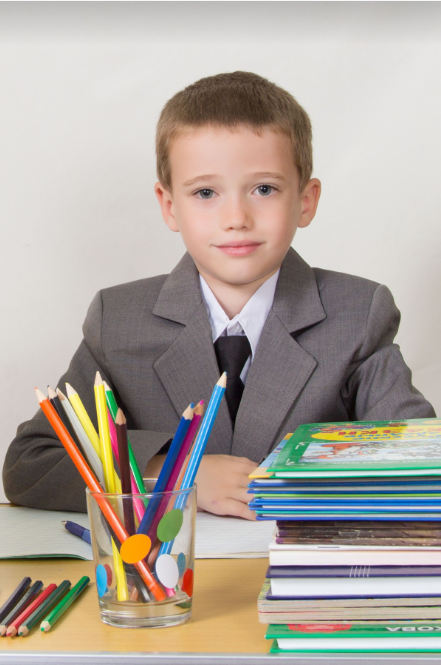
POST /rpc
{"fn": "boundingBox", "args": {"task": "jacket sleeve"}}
[2,292,174,513]
[341,284,436,421]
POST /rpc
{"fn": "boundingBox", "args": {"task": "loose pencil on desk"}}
[104,381,146,493]
[6,584,57,637]
[137,403,194,536]
[40,576,90,633]
[159,373,226,557]
[0,581,43,636]
[115,408,136,536]
[0,578,31,625]
[57,387,105,488]
[18,580,71,636]
[35,388,166,601]
[62,520,91,544]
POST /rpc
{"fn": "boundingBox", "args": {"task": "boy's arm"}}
[341,284,436,420]
[3,292,173,513]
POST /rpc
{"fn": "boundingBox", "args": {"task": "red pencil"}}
[35,388,166,602]
[6,584,57,637]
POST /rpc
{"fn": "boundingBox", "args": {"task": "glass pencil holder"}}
[86,481,196,628]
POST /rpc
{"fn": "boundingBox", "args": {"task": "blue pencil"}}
[62,520,91,545]
[159,373,226,556]
[137,403,194,536]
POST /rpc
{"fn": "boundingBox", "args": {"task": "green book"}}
[266,622,441,652]
[268,418,441,477]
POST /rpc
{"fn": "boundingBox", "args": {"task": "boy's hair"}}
[156,71,313,192]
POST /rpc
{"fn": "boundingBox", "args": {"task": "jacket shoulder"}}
[312,267,383,312]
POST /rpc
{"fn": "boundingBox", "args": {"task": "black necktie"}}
[214,335,251,425]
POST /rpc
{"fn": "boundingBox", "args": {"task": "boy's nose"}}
[222,198,252,230]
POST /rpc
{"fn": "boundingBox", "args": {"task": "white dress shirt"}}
[199,270,280,384]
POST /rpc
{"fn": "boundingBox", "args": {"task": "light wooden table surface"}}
[1,558,440,664]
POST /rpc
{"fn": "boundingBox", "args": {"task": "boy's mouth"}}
[216,241,261,256]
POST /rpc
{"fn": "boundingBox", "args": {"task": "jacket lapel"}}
[231,248,326,461]
[152,253,232,452]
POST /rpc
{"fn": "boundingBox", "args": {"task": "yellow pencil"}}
[67,381,122,493]
[94,371,128,601]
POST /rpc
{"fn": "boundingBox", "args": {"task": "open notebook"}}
[0,505,275,560]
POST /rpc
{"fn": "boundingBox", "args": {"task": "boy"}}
[3,72,435,519]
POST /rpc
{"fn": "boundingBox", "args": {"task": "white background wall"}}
[1,3,440,502]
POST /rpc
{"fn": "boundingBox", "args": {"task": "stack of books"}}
[248,418,441,653]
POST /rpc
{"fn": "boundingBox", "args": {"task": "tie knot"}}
[214,335,251,379]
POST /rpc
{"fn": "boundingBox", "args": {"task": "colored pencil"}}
[0,577,31,624]
[6,584,57,636]
[57,387,105,488]
[104,381,146,493]
[159,373,226,557]
[115,408,136,536]
[0,581,43,636]
[106,408,137,504]
[62,520,91,544]
[65,382,101,457]
[18,580,71,636]
[137,403,194,536]
[40,576,90,632]
[94,372,128,600]
[47,386,82,450]
[35,388,165,601]
[147,401,204,543]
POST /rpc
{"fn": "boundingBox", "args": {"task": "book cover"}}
[269,418,441,475]
[266,622,441,652]
[266,565,441,578]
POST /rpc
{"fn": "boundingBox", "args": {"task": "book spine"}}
[267,565,441,578]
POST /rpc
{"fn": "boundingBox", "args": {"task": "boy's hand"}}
[195,454,258,521]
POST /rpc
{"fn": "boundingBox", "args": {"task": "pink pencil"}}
[147,401,204,544]
[107,409,145,523]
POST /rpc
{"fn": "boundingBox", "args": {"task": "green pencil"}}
[40,576,89,633]
[103,382,146,493]
[18,580,71,636]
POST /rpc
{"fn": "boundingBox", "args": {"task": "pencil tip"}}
[115,408,126,425]
[47,385,57,399]
[103,381,110,391]
[94,371,102,386]
[218,372,227,388]
[65,383,76,397]
[35,387,46,403]
[183,403,194,419]
[56,388,66,400]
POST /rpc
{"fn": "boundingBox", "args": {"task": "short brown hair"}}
[156,71,313,192]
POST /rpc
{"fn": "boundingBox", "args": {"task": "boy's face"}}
[155,125,320,294]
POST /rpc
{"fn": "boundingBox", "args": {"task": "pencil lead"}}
[94,371,103,386]
[183,403,195,419]
[35,387,47,404]
[218,372,227,388]
[47,385,57,400]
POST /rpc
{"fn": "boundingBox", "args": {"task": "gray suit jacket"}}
[3,249,435,512]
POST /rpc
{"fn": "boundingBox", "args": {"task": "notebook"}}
[0,505,275,559]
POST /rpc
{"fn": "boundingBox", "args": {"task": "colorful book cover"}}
[269,419,441,475]
[249,434,291,479]
[266,622,441,652]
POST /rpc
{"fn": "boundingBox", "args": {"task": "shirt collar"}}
[199,270,280,359]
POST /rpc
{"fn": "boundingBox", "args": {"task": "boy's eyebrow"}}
[183,172,285,187]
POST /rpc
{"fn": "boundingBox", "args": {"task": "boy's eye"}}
[255,184,275,196]
[196,188,215,199]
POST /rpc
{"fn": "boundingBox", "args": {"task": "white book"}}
[276,636,441,651]
[269,543,441,567]
[270,576,441,598]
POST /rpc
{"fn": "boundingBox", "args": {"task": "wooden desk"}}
[0,557,440,664]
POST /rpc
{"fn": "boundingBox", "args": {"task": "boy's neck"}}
[199,267,280,319]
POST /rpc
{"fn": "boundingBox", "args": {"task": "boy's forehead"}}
[168,124,295,180]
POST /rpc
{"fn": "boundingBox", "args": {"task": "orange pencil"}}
[6,584,57,637]
[35,388,166,601]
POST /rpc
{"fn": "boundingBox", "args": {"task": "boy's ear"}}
[154,181,180,232]
[298,178,321,229]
